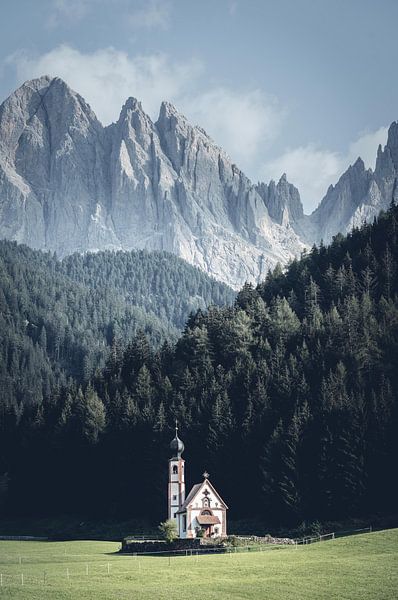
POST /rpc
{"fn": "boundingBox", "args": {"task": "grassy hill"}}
[0,529,396,599]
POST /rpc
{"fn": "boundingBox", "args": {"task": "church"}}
[168,424,228,538]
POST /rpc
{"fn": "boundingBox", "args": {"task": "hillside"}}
[1,205,397,523]
[0,530,396,599]
[0,241,234,408]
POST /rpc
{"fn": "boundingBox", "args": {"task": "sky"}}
[0,0,397,213]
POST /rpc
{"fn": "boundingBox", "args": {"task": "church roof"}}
[197,515,220,526]
[176,483,202,513]
[176,478,228,513]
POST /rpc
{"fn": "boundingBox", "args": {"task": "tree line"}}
[0,243,234,410]
[1,206,398,527]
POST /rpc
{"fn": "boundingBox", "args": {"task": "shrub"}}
[158,520,178,543]
[195,527,205,538]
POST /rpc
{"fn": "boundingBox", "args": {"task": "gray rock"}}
[0,76,305,289]
[300,123,398,244]
[0,76,395,287]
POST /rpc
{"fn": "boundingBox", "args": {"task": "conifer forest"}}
[1,206,398,528]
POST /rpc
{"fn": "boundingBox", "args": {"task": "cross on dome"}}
[170,420,184,458]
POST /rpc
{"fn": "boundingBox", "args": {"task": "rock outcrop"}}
[0,76,396,287]
[301,122,398,244]
[0,76,305,289]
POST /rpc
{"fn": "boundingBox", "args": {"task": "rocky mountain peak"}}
[352,156,366,171]
[386,121,398,169]
[0,75,396,289]
[256,173,304,226]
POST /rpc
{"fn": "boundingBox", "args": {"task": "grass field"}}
[0,529,396,599]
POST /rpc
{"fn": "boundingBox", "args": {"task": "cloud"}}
[183,87,284,169]
[128,0,172,30]
[3,43,388,213]
[47,0,173,31]
[6,45,202,124]
[46,0,94,28]
[5,44,284,169]
[228,1,238,16]
[263,127,389,214]
[347,126,388,170]
[264,146,342,213]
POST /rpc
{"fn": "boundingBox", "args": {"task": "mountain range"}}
[0,76,397,288]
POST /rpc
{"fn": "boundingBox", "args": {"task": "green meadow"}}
[0,529,396,599]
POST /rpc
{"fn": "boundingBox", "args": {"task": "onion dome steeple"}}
[170,420,184,459]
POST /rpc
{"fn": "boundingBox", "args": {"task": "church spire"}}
[170,420,185,459]
[168,420,186,529]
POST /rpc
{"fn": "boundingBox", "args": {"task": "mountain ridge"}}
[0,76,396,287]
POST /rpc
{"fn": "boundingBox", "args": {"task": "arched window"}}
[201,510,212,516]
[172,465,178,475]
[202,497,210,508]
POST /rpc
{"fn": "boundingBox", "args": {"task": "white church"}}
[168,424,228,538]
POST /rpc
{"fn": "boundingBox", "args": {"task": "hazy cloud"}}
[263,127,388,214]
[6,44,284,170]
[264,145,342,214]
[7,45,202,124]
[128,0,172,30]
[46,0,94,28]
[183,87,284,169]
[347,126,388,170]
[228,1,238,16]
[6,42,384,212]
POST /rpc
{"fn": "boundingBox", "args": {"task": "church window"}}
[173,495,177,501]
[183,515,187,532]
[202,497,210,507]
[201,510,211,515]
[172,465,178,474]
[215,527,219,534]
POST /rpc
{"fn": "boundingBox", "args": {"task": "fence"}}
[0,525,374,588]
[0,536,48,541]
[295,526,372,545]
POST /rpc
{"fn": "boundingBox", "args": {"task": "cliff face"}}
[0,76,396,287]
[303,123,398,244]
[0,76,305,289]
[256,174,304,226]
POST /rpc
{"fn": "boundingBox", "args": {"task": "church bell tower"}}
[168,422,185,525]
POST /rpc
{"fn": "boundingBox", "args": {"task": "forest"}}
[0,243,234,408]
[1,205,398,528]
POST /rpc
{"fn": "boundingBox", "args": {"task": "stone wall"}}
[121,537,216,554]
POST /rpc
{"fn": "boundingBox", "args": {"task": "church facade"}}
[168,425,228,538]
